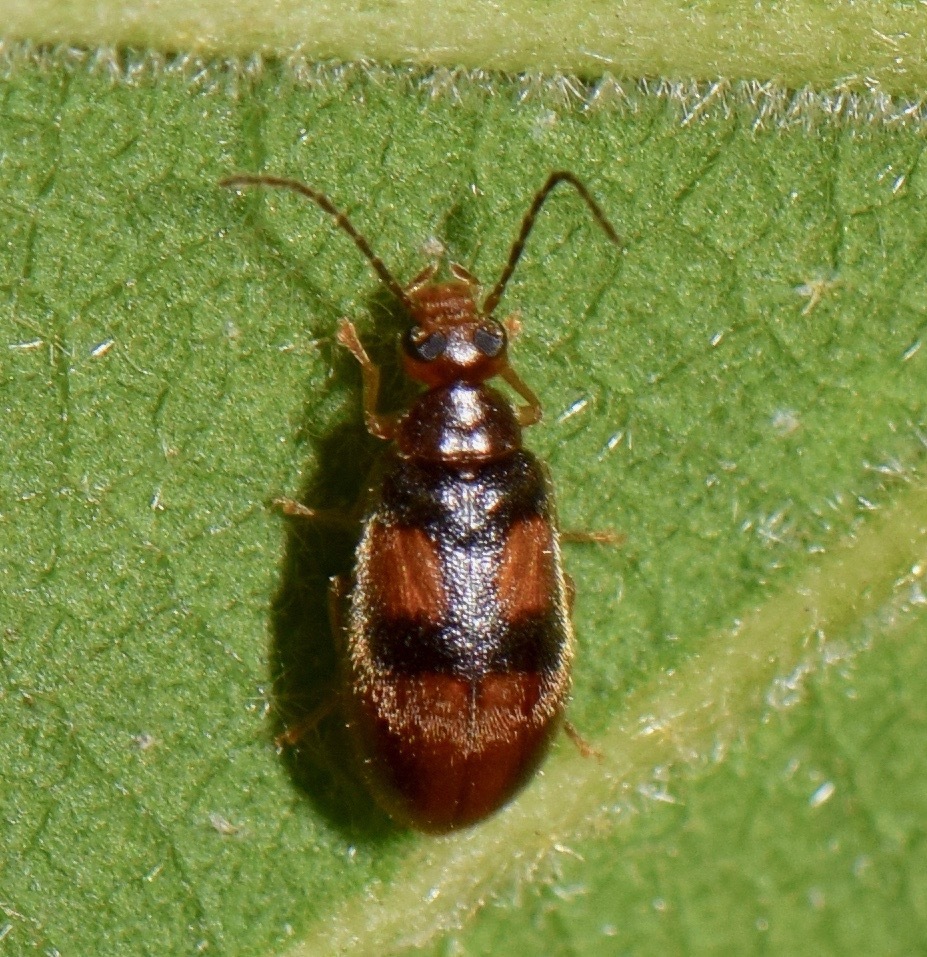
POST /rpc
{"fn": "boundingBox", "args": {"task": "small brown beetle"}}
[222,171,619,831]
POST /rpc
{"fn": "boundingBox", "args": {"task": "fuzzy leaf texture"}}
[0,51,926,957]
[3,0,927,91]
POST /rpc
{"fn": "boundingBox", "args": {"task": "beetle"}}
[221,171,620,831]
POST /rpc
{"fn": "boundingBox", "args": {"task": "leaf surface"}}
[0,55,925,956]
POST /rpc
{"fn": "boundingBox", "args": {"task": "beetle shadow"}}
[267,285,417,842]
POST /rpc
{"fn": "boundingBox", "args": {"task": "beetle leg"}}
[564,572,576,614]
[501,311,523,340]
[275,696,338,748]
[272,497,363,531]
[273,498,318,519]
[327,573,350,649]
[560,529,624,545]
[499,364,542,426]
[563,720,603,760]
[275,577,350,749]
[336,319,400,440]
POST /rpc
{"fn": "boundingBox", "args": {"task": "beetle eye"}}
[474,325,505,357]
[405,328,447,362]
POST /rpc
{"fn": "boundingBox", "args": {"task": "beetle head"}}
[402,264,508,388]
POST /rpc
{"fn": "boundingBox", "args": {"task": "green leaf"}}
[1,53,926,956]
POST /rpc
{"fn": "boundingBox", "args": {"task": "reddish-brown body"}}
[221,171,619,831]
[347,320,571,830]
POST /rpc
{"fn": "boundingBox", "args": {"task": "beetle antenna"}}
[220,174,414,313]
[482,171,621,316]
